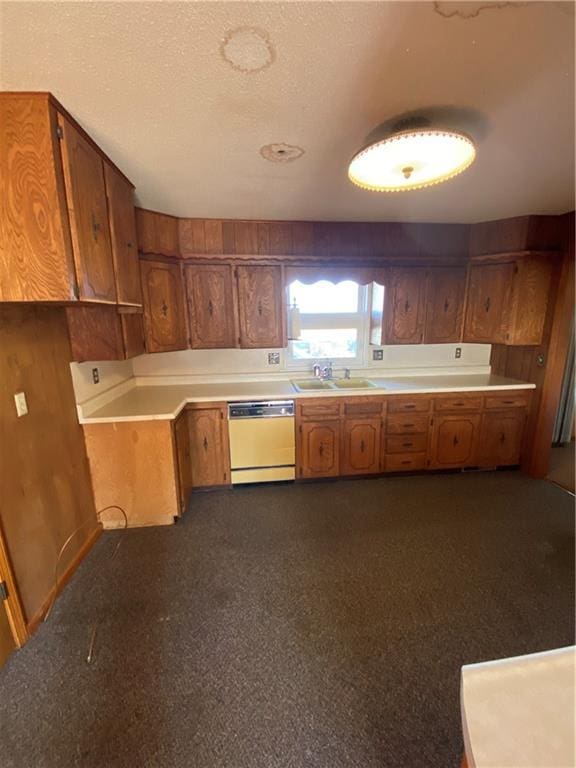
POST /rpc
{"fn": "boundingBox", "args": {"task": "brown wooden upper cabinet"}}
[104,163,142,306]
[0,93,140,305]
[236,266,285,348]
[140,260,188,353]
[65,305,145,362]
[184,264,237,349]
[463,254,555,345]
[135,208,180,258]
[424,267,467,344]
[58,114,117,303]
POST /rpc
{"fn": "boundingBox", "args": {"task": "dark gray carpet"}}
[0,471,574,768]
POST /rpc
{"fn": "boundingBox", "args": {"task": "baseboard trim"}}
[26,524,102,635]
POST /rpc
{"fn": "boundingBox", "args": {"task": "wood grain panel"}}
[140,259,188,353]
[58,114,117,302]
[136,209,179,257]
[187,407,230,487]
[236,265,284,348]
[424,267,466,343]
[234,221,259,255]
[268,222,293,255]
[0,95,76,301]
[463,263,514,343]
[119,310,146,359]
[384,267,427,344]
[83,420,178,528]
[298,421,340,478]
[429,414,481,468]
[65,305,124,361]
[184,264,237,348]
[0,305,98,622]
[291,222,314,256]
[342,418,381,474]
[104,163,142,305]
[507,256,554,345]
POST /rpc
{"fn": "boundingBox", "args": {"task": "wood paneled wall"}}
[178,218,471,261]
[0,305,99,627]
[469,215,564,256]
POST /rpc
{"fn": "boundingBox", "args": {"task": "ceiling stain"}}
[260,143,305,163]
[220,27,275,73]
[434,2,528,19]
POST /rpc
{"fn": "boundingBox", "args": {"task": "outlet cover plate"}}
[372,349,384,361]
[268,352,280,365]
[92,367,100,384]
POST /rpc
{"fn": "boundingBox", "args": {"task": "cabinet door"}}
[463,263,514,343]
[65,306,124,361]
[104,163,142,305]
[173,411,193,512]
[429,414,481,469]
[236,266,284,348]
[385,268,427,344]
[184,264,238,349]
[298,421,340,478]
[135,209,179,257]
[188,408,230,487]
[478,411,526,466]
[424,267,466,343]
[342,418,381,475]
[58,115,116,303]
[119,310,146,359]
[140,260,188,353]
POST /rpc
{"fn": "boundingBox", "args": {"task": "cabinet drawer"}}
[386,434,428,454]
[388,397,431,413]
[433,395,483,412]
[299,401,341,419]
[343,400,383,416]
[484,392,531,410]
[385,452,427,472]
[386,414,430,434]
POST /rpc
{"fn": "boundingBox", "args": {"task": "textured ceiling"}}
[1,1,574,223]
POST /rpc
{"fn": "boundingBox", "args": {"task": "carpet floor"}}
[0,471,574,768]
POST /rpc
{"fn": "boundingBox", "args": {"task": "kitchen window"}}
[287,279,369,367]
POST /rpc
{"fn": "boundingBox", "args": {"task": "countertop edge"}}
[78,382,536,425]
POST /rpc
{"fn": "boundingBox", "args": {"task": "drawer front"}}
[388,397,431,413]
[386,413,430,434]
[434,395,483,412]
[298,401,341,419]
[343,400,384,416]
[385,452,427,472]
[386,433,428,454]
[484,392,531,410]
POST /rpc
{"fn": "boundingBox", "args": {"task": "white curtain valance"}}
[285,266,386,286]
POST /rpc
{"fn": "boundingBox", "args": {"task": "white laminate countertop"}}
[78,374,535,424]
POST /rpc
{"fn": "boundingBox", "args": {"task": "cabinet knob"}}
[203,437,208,451]
[208,300,214,316]
[257,301,263,316]
[484,296,491,312]
[91,214,101,241]
[453,435,459,446]
[500,433,506,444]
[319,443,324,457]
[404,300,410,313]
[161,301,168,317]
[444,299,449,312]
[360,440,365,453]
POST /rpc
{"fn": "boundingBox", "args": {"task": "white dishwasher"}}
[228,400,295,485]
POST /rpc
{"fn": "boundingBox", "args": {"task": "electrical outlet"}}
[372,349,384,361]
[267,352,280,365]
[455,347,462,359]
[14,392,28,417]
[92,367,100,384]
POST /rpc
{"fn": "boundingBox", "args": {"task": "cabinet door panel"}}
[463,263,514,343]
[58,115,116,302]
[342,418,381,475]
[65,305,124,361]
[140,260,188,353]
[104,163,142,305]
[424,267,466,343]
[185,264,237,348]
[429,414,481,468]
[188,408,230,487]
[174,411,193,512]
[478,411,526,466]
[120,311,146,359]
[237,266,284,348]
[298,421,340,478]
[385,268,426,344]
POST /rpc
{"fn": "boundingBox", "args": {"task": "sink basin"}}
[291,379,335,392]
[332,378,377,389]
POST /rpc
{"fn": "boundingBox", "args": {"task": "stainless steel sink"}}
[332,378,377,389]
[291,379,336,392]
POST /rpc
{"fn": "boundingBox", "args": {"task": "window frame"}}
[285,281,370,371]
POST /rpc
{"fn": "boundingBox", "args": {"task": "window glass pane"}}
[289,280,359,313]
[290,329,358,359]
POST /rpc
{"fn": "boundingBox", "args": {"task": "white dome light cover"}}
[348,129,476,192]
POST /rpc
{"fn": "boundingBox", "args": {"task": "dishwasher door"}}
[229,416,295,484]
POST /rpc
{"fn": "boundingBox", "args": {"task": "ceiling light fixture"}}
[348,122,476,192]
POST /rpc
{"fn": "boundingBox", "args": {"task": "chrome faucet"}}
[312,363,322,379]
[320,361,333,380]
[344,367,351,379]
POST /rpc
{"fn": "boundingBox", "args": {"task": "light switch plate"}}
[267,352,280,365]
[14,392,28,417]
[372,349,384,361]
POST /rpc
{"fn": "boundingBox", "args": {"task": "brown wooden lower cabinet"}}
[429,414,481,469]
[173,409,193,512]
[186,405,231,488]
[477,410,526,467]
[342,418,381,475]
[298,421,341,478]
